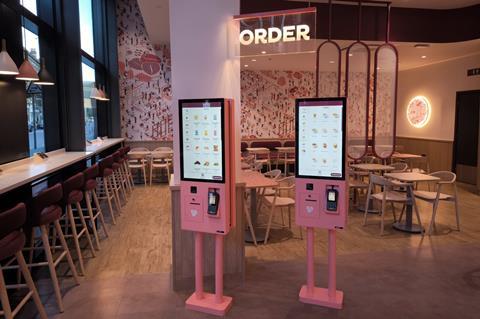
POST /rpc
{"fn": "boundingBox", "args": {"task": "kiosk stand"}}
[295,97,348,309]
[179,99,236,316]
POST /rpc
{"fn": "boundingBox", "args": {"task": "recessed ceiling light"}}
[414,44,430,48]
[244,64,249,67]
[348,53,353,57]
[376,67,381,70]
[251,59,256,62]
[329,60,335,64]
[261,51,267,54]
[421,55,427,59]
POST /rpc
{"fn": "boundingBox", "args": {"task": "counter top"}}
[0,138,124,195]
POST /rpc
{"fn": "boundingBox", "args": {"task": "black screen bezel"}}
[295,97,347,181]
[179,98,226,184]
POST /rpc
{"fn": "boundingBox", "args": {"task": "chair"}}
[410,154,430,174]
[149,147,173,185]
[256,170,282,212]
[348,169,368,207]
[241,154,255,170]
[98,156,120,224]
[0,203,48,319]
[413,171,459,235]
[363,174,420,236]
[82,164,109,249]
[390,162,408,172]
[252,161,264,172]
[21,184,80,312]
[62,173,96,275]
[261,176,299,244]
[128,149,149,186]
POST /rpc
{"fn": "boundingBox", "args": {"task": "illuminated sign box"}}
[232,8,317,57]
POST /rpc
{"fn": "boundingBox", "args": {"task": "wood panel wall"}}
[170,183,245,291]
[396,136,453,173]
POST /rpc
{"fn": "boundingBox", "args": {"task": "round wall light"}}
[406,96,431,128]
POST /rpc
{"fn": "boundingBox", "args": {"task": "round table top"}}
[350,163,395,171]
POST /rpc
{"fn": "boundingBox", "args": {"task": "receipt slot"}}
[295,97,348,309]
[179,98,236,316]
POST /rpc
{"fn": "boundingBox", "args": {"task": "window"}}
[82,60,97,141]
[78,0,95,57]
[19,0,37,15]
[22,18,46,155]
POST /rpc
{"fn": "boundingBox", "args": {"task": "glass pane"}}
[82,62,97,141]
[373,45,397,159]
[316,41,341,97]
[20,0,37,15]
[79,0,95,57]
[346,42,370,160]
[22,19,45,156]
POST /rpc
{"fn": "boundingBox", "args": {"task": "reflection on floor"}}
[15,183,480,318]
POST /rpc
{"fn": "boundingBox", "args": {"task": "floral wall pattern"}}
[117,0,172,141]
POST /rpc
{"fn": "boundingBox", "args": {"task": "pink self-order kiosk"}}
[179,98,236,316]
[295,97,348,309]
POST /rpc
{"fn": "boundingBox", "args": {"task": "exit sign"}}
[467,68,480,76]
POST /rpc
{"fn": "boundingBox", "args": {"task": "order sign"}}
[181,103,224,182]
[297,100,344,179]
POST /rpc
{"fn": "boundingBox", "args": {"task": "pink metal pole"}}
[195,232,204,299]
[328,229,337,299]
[215,234,224,304]
[306,227,315,294]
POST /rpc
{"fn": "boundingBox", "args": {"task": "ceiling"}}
[138,0,170,45]
[240,39,480,71]
[289,0,480,9]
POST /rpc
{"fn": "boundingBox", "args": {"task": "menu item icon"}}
[204,161,210,166]
[213,145,219,152]
[194,161,201,165]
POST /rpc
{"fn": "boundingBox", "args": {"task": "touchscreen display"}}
[181,101,224,181]
[297,99,344,179]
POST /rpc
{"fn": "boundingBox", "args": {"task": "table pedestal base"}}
[244,228,266,244]
[393,222,423,234]
[186,293,233,316]
[299,286,343,309]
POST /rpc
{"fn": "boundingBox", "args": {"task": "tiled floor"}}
[12,183,480,318]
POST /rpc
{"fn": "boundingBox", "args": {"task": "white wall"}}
[397,53,480,141]
[169,0,240,185]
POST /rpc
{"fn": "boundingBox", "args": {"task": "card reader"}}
[326,188,338,212]
[207,190,220,216]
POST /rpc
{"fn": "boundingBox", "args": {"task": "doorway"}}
[453,90,480,185]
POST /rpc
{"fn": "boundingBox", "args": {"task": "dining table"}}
[275,146,295,175]
[238,170,279,244]
[384,172,440,234]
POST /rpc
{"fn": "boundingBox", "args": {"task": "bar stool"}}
[63,173,96,275]
[121,146,135,190]
[0,203,48,319]
[25,183,80,312]
[83,164,109,250]
[98,156,120,224]
[113,151,128,203]
[118,147,133,194]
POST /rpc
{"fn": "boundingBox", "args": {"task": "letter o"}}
[239,30,254,45]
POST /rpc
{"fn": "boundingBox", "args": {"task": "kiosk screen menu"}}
[180,100,224,182]
[296,98,346,179]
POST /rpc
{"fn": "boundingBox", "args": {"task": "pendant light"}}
[99,85,110,101]
[16,50,39,81]
[0,39,20,75]
[90,85,101,99]
[36,57,54,85]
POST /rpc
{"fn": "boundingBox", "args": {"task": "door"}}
[453,90,480,185]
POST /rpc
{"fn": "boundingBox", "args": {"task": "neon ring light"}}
[406,96,431,128]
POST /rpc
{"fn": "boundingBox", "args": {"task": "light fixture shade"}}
[101,85,110,101]
[90,86,101,99]
[0,39,19,75]
[36,58,54,85]
[16,57,39,81]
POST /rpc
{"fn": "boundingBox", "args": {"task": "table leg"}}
[393,185,423,233]
[244,188,267,243]
[284,154,287,176]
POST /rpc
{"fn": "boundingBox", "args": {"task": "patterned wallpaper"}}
[117,0,172,141]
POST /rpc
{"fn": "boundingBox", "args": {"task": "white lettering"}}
[239,25,311,45]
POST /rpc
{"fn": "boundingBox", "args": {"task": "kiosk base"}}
[186,292,233,316]
[299,285,343,309]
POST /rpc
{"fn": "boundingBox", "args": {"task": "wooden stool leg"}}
[103,177,117,225]
[92,190,109,238]
[67,205,85,275]
[110,175,122,213]
[0,268,13,319]
[75,202,96,258]
[40,225,64,312]
[117,170,127,202]
[84,191,101,250]
[54,220,80,284]
[16,252,48,319]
